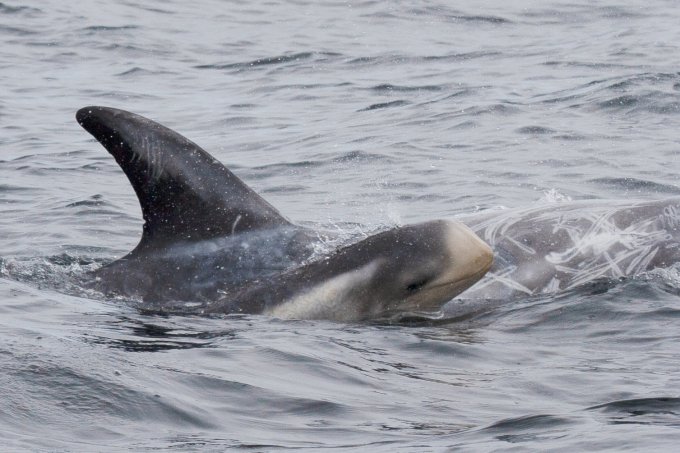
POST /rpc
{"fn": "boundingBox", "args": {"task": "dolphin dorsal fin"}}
[77,106,291,251]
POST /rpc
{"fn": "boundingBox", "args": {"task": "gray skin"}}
[458,199,680,300]
[77,107,493,321]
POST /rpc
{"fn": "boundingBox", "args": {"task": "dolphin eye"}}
[406,278,429,293]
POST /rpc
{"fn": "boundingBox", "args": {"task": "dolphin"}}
[76,106,493,321]
[459,199,680,300]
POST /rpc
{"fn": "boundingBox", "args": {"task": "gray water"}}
[2,0,680,451]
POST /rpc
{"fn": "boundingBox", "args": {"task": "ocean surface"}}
[2,0,680,450]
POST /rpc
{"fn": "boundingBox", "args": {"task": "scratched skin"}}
[459,200,680,299]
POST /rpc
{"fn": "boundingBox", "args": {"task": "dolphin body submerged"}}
[77,107,493,321]
[459,199,680,300]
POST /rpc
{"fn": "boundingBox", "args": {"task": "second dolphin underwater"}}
[78,107,680,321]
[461,198,680,300]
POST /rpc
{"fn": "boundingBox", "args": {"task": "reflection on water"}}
[83,315,238,352]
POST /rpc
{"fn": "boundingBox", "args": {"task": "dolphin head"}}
[354,219,493,318]
[265,220,493,321]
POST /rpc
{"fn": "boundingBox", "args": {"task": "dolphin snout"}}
[443,220,493,283]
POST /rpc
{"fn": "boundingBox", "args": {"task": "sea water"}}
[2,0,680,450]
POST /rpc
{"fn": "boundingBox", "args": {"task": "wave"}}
[532,72,680,115]
[358,100,410,112]
[195,51,341,72]
[587,397,680,426]
[590,177,680,195]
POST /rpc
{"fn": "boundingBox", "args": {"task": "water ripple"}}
[587,397,680,426]
[359,100,410,112]
[195,51,342,71]
[590,177,680,195]
[0,2,41,15]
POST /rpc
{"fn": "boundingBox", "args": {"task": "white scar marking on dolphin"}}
[474,264,534,295]
[128,133,166,181]
[657,203,680,230]
[231,214,242,235]
[538,210,666,290]
[506,236,536,255]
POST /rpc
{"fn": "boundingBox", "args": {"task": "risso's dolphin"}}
[77,106,493,322]
[459,199,680,300]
